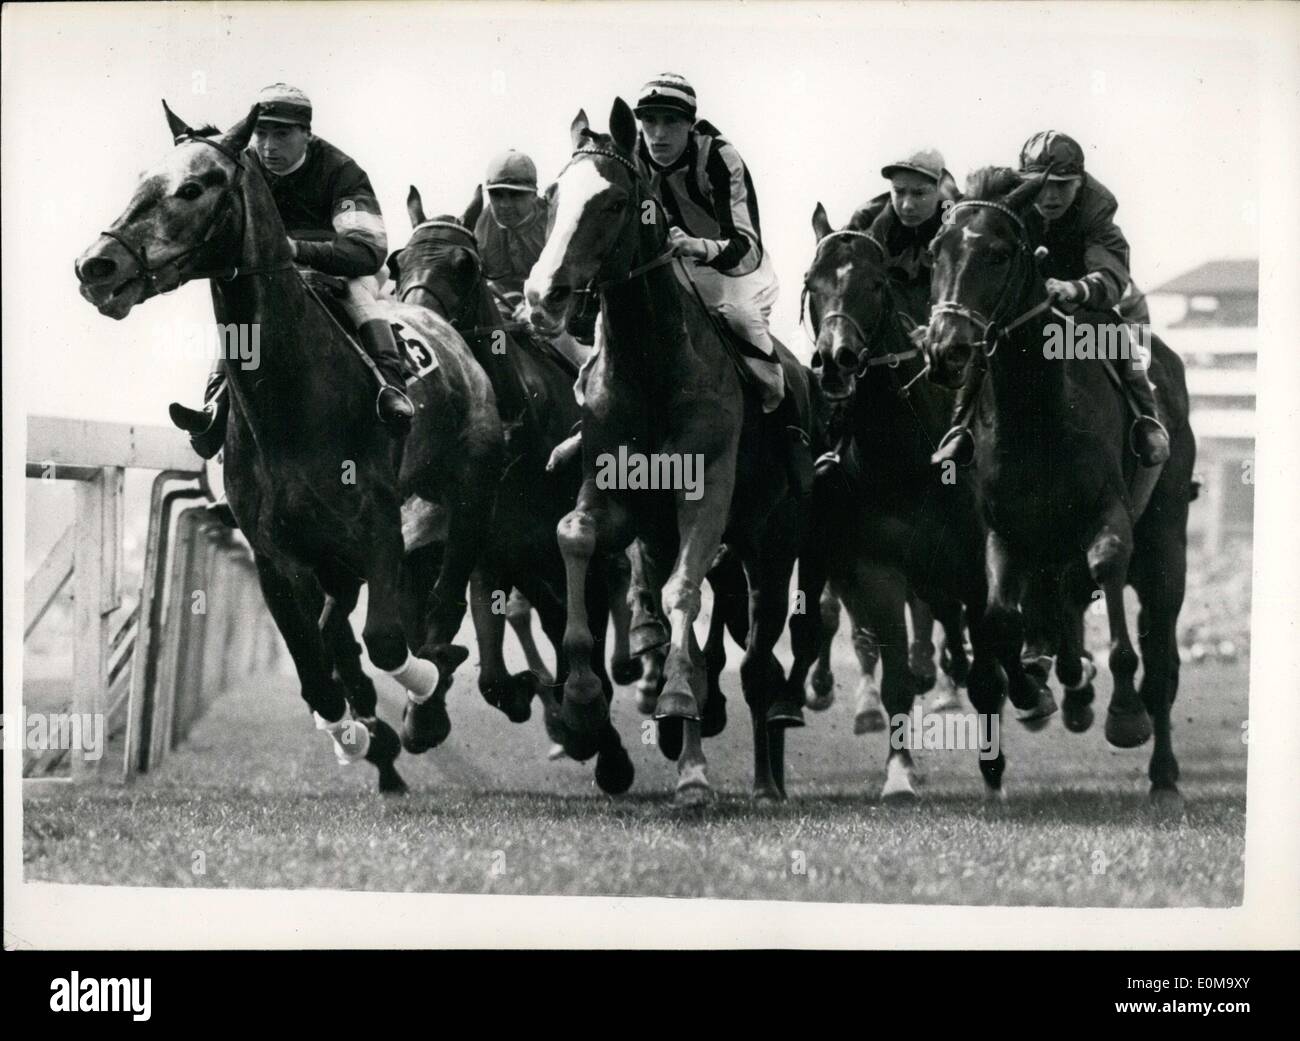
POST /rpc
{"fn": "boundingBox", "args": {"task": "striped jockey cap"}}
[255,83,312,129]
[1019,130,1085,180]
[634,73,697,119]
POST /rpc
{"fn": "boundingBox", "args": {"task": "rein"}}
[100,133,294,291]
[928,199,1051,355]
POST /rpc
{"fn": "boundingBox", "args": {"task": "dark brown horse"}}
[803,203,1056,800]
[524,100,817,804]
[74,102,504,791]
[387,199,634,793]
[925,167,1196,810]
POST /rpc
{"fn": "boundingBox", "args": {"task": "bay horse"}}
[524,100,818,804]
[74,102,504,791]
[803,202,1058,800]
[924,167,1195,810]
[387,198,635,793]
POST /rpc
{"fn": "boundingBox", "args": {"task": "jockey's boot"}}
[1118,360,1171,467]
[930,363,985,468]
[773,391,815,499]
[168,368,229,460]
[357,319,416,432]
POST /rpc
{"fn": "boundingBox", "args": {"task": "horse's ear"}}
[812,202,833,242]
[407,185,428,227]
[460,182,483,229]
[570,109,590,149]
[609,97,637,154]
[162,99,193,142]
[1006,167,1049,212]
[220,104,261,154]
[386,249,405,284]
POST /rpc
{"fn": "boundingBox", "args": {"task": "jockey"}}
[932,131,1170,468]
[632,73,788,413]
[854,148,961,325]
[169,83,414,460]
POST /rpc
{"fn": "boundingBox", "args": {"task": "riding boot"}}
[930,363,985,467]
[773,391,815,499]
[1117,358,1171,467]
[356,319,416,431]
[168,367,229,460]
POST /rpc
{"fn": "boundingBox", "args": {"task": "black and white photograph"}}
[4,0,1299,968]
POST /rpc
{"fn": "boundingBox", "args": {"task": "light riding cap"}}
[484,149,538,193]
[881,148,949,184]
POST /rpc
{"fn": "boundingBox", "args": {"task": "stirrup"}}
[931,425,974,467]
[1128,415,1170,467]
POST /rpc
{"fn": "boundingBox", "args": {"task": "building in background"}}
[1150,259,1257,553]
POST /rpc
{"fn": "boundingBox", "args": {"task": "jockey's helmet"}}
[255,83,312,130]
[1019,131,1085,180]
[881,149,949,184]
[484,150,538,193]
[634,73,697,120]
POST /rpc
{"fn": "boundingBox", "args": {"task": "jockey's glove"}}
[1045,277,1089,305]
[668,227,713,261]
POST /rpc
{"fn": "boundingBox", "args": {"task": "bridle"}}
[927,199,1051,357]
[562,146,676,309]
[802,228,923,377]
[397,219,484,324]
[98,132,293,291]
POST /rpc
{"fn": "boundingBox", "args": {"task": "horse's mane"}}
[965,166,1022,202]
[190,124,221,139]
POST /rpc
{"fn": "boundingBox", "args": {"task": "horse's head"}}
[524,98,659,337]
[923,166,1047,388]
[387,186,482,323]
[804,202,899,403]
[75,100,260,320]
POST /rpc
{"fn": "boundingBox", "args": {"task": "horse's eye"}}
[176,182,204,201]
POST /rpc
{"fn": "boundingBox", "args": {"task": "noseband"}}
[99,133,290,290]
[928,200,1051,356]
[802,228,921,376]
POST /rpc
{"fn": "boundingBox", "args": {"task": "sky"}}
[1,0,1271,424]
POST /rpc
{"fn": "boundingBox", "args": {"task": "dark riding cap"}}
[256,83,312,130]
[1019,131,1085,180]
[484,149,538,193]
[634,73,698,119]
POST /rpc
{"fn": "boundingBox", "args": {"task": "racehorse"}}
[387,199,635,793]
[524,100,818,804]
[75,102,504,792]
[924,167,1196,810]
[803,202,1057,800]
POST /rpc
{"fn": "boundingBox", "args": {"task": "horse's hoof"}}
[853,704,886,735]
[635,688,657,715]
[766,697,806,729]
[881,762,920,804]
[928,679,963,714]
[611,657,643,686]
[400,698,450,754]
[547,743,568,761]
[482,670,538,724]
[594,743,635,795]
[881,785,920,807]
[1105,706,1154,748]
[1014,687,1058,732]
[701,689,728,738]
[1149,785,1185,816]
[805,687,834,711]
[1062,688,1096,733]
[361,718,407,794]
[654,689,700,721]
[378,766,408,795]
[753,783,784,803]
[983,783,1008,803]
[657,717,684,761]
[558,698,607,762]
[674,781,714,808]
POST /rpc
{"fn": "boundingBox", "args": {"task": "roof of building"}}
[1152,259,1258,296]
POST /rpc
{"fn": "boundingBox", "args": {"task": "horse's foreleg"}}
[471,571,537,724]
[928,598,967,711]
[984,531,1057,731]
[1055,579,1097,733]
[555,480,616,761]
[1087,504,1153,749]
[741,548,798,801]
[606,551,643,686]
[506,588,555,684]
[1132,531,1186,810]
[805,587,840,710]
[906,592,938,693]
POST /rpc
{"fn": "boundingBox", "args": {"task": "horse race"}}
[13,1,1292,942]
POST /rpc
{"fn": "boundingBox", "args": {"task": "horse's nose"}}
[834,346,857,373]
[75,252,119,286]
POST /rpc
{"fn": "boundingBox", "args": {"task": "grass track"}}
[23,624,1248,906]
